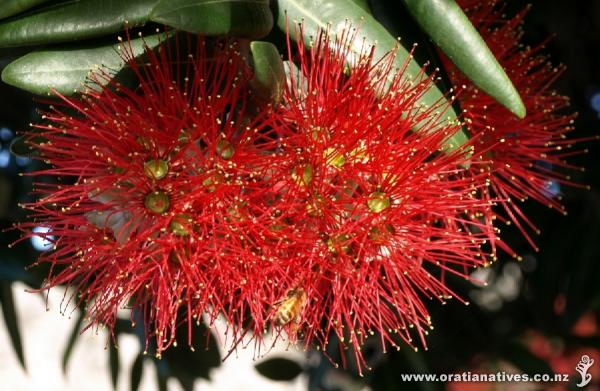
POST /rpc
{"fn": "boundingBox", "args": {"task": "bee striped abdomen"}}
[274,287,307,326]
[274,311,293,326]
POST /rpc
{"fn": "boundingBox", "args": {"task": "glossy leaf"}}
[0,281,25,369]
[0,0,157,48]
[255,357,303,381]
[61,310,84,374]
[150,0,273,38]
[250,41,285,105]
[349,0,370,12]
[275,0,469,153]
[0,0,50,20]
[130,354,144,391]
[368,0,460,110]
[402,0,526,118]
[1,34,163,96]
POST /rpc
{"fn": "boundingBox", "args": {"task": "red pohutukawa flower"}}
[261,28,493,371]
[444,0,591,254]
[18,27,498,371]
[18,34,283,355]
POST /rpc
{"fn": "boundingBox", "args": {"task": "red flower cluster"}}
[444,0,590,255]
[17,0,587,372]
[264,29,491,369]
[20,35,281,354]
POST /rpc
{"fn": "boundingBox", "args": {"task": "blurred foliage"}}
[0,0,599,390]
[255,357,303,381]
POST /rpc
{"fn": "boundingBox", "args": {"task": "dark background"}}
[1,1,599,390]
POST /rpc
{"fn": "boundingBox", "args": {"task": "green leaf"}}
[109,338,120,390]
[250,41,285,105]
[255,357,303,381]
[150,0,273,38]
[0,0,51,20]
[0,281,26,369]
[130,354,144,391]
[1,34,163,96]
[275,0,469,153]
[61,310,85,374]
[402,0,526,118]
[349,0,370,12]
[0,0,158,48]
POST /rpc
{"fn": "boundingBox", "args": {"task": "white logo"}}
[576,354,594,388]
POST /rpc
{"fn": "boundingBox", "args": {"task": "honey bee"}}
[273,287,307,327]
